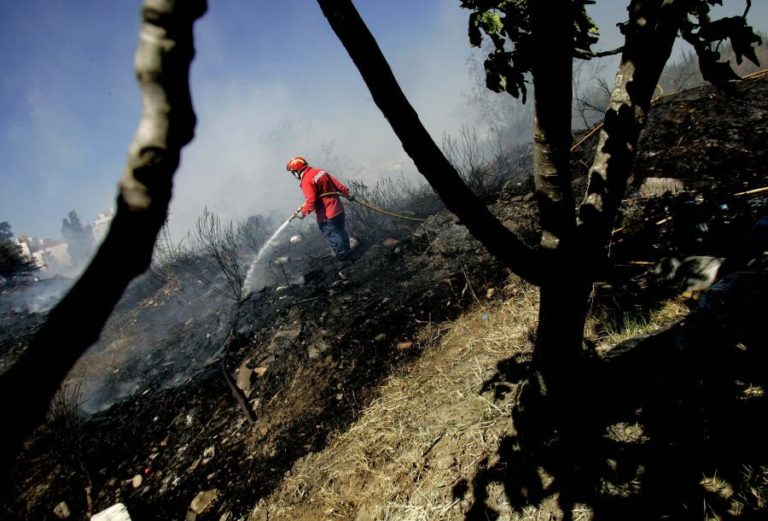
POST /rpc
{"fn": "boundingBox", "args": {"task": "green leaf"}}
[728,23,762,66]
[697,48,741,89]
[479,11,504,35]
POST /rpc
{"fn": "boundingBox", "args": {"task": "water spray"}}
[224,195,423,423]
[241,208,302,300]
[216,207,305,425]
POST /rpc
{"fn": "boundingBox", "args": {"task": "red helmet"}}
[286,156,308,174]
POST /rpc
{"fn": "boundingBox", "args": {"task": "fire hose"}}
[292,192,426,222]
[224,191,427,424]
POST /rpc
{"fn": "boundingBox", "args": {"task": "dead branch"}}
[574,46,624,59]
[192,208,246,302]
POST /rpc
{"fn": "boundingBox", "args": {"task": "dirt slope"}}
[250,74,768,521]
[1,74,767,521]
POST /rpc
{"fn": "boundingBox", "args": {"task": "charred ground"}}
[1,74,767,520]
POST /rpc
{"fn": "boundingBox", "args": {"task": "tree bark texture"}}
[316,0,542,284]
[579,0,692,247]
[531,0,576,251]
[528,1,592,399]
[0,0,206,467]
[533,0,693,400]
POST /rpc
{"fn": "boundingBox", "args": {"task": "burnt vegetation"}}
[2,1,768,520]
[1,71,768,520]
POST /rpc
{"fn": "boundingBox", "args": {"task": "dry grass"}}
[588,298,690,353]
[698,465,768,519]
[249,289,702,520]
[249,279,541,520]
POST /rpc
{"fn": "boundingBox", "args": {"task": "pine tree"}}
[0,221,38,281]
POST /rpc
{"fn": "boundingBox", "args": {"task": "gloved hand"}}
[293,210,304,220]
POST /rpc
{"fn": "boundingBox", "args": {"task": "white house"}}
[92,208,115,244]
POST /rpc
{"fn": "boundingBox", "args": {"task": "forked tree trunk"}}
[0,0,206,466]
[317,0,695,409]
[535,0,693,401]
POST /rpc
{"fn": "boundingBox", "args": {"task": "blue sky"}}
[1,1,766,240]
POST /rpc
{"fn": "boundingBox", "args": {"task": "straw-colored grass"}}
[588,298,690,353]
[249,279,605,520]
[249,279,542,520]
[249,286,698,520]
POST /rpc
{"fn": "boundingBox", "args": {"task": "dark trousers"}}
[318,212,351,259]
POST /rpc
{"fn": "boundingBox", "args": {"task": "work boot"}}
[335,255,353,281]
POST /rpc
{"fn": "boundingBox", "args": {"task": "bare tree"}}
[442,124,523,200]
[192,207,246,302]
[573,59,612,129]
[150,221,188,283]
[659,48,704,93]
[344,177,438,240]
[0,0,207,465]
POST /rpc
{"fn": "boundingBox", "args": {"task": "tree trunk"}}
[315,0,541,283]
[528,0,589,402]
[537,0,690,400]
[531,0,575,251]
[317,0,692,421]
[579,0,691,246]
[534,281,593,397]
[0,0,206,467]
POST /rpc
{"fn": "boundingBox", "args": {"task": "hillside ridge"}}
[1,74,767,521]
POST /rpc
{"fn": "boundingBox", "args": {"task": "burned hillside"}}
[1,74,768,520]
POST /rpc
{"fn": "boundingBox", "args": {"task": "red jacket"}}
[299,167,350,222]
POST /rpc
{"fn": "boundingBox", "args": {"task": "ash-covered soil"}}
[1,74,768,521]
[2,205,531,521]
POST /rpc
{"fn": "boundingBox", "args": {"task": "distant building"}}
[16,236,40,269]
[35,239,71,272]
[17,236,72,272]
[13,209,113,274]
[92,208,115,244]
[16,237,32,259]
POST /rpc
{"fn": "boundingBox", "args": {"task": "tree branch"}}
[579,0,690,247]
[315,0,542,283]
[574,46,624,59]
[0,0,206,466]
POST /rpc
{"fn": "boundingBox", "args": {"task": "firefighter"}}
[286,156,355,261]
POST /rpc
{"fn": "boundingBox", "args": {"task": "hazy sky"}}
[1,1,766,240]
